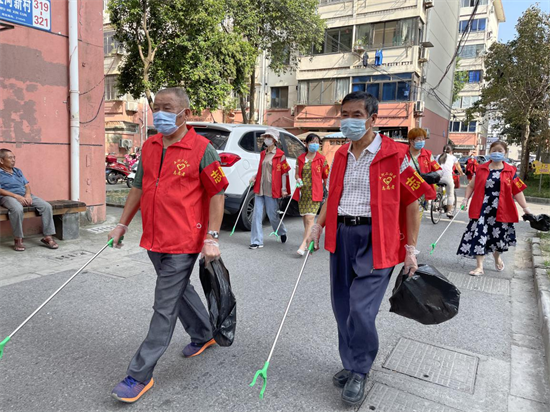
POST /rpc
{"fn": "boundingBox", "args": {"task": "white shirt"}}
[440,154,458,179]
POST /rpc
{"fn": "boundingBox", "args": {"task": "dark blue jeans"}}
[330,223,394,375]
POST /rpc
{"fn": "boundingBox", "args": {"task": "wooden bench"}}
[0,200,86,240]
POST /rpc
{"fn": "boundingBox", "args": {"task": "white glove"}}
[404,244,419,277]
[307,223,323,251]
[201,239,220,264]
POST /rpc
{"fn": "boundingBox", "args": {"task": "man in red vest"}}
[308,91,430,406]
[107,88,228,403]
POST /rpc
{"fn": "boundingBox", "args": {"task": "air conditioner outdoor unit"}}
[125,101,138,112]
[418,47,429,63]
[414,101,425,113]
[424,0,434,9]
[120,139,133,149]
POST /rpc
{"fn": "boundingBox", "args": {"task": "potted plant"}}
[353,40,366,53]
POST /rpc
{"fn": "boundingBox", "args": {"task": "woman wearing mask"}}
[293,134,330,255]
[438,145,464,218]
[249,128,291,250]
[458,141,530,276]
[403,128,443,205]
[466,152,478,181]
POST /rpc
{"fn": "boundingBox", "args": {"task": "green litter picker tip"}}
[0,237,121,360]
[429,205,464,255]
[250,242,315,398]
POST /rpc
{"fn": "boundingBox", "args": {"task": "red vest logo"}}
[380,172,396,191]
[174,159,190,176]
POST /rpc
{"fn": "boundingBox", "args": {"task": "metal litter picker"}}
[0,237,122,360]
[430,206,464,255]
[230,183,253,236]
[250,241,315,398]
[269,183,301,238]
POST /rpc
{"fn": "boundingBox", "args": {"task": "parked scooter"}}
[126,161,139,188]
[105,155,131,185]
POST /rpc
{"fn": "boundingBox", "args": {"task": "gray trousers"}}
[127,251,212,382]
[0,195,55,239]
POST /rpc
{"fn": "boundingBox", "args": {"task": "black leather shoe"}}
[342,372,366,406]
[281,234,287,243]
[333,369,351,388]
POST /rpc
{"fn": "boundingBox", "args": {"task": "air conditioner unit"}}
[421,75,427,83]
[120,139,133,149]
[418,47,429,64]
[424,0,434,9]
[414,101,425,113]
[125,101,138,112]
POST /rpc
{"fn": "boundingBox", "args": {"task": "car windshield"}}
[193,127,231,150]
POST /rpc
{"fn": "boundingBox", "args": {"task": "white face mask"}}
[264,138,274,147]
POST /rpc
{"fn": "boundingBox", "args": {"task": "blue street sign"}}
[0,0,51,32]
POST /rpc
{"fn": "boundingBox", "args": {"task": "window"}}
[270,87,289,109]
[238,131,264,153]
[356,18,416,49]
[352,73,413,102]
[103,31,123,55]
[459,18,486,33]
[319,0,344,4]
[453,95,480,109]
[449,120,477,133]
[461,0,488,7]
[313,26,352,54]
[281,133,305,159]
[193,128,230,150]
[297,78,350,105]
[468,70,482,83]
[469,121,477,132]
[458,44,485,58]
[104,75,121,101]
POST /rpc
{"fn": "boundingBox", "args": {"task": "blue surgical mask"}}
[414,141,425,150]
[340,118,370,141]
[153,109,184,136]
[308,143,319,153]
[489,152,505,162]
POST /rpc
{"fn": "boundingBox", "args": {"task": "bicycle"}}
[430,183,457,224]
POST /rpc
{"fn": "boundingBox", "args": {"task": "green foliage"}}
[466,6,550,179]
[452,58,468,104]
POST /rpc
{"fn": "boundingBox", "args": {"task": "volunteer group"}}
[107,88,531,406]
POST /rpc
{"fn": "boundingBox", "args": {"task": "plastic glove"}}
[249,176,256,185]
[404,244,419,277]
[201,239,220,264]
[296,179,303,188]
[108,223,127,249]
[523,207,532,215]
[460,198,469,211]
[307,223,323,251]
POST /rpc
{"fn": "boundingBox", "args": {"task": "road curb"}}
[531,233,550,382]
[525,196,550,205]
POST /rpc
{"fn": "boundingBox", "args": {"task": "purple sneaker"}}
[182,338,216,358]
[111,376,154,403]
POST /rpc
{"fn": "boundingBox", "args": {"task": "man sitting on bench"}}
[0,149,58,251]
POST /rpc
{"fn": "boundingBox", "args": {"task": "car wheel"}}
[237,189,257,231]
[107,171,119,185]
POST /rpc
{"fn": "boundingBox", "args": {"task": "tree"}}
[107,0,255,112]
[452,58,468,104]
[467,6,550,180]
[224,0,325,123]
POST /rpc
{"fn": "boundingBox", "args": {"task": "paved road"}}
[0,190,548,411]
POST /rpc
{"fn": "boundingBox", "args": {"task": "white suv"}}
[189,122,305,231]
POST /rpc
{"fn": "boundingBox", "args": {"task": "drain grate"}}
[363,383,460,412]
[49,250,94,262]
[86,225,116,234]
[447,272,510,295]
[383,338,479,394]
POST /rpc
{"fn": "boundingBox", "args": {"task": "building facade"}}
[238,0,460,155]
[0,0,106,237]
[450,0,505,156]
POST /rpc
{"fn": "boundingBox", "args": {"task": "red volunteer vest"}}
[403,147,440,200]
[253,148,290,199]
[325,135,430,269]
[466,158,478,176]
[292,153,329,202]
[468,162,526,223]
[140,128,228,254]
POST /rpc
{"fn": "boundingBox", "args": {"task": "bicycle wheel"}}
[431,193,443,224]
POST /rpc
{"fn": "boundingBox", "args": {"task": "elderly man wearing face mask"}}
[107,88,228,403]
[307,91,431,406]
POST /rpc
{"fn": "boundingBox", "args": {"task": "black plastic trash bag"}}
[199,258,237,346]
[523,213,550,232]
[389,264,460,325]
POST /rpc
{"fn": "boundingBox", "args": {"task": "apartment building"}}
[246,0,460,154]
[449,0,505,156]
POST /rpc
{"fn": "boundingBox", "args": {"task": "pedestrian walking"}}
[249,128,291,249]
[438,145,464,218]
[402,128,443,204]
[107,87,228,403]
[458,140,530,276]
[293,133,329,256]
[465,152,478,181]
[307,91,430,406]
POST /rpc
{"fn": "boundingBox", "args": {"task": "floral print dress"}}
[457,169,517,258]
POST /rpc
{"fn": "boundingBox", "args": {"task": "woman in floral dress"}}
[457,141,531,276]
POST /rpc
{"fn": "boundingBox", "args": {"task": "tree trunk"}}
[239,93,249,124]
[520,121,531,181]
[249,67,256,124]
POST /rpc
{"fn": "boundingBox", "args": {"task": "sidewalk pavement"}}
[0,194,549,411]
